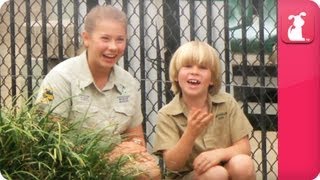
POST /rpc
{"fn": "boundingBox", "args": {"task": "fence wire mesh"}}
[0,0,277,179]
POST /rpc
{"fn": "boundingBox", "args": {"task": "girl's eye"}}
[116,38,125,43]
[102,36,110,41]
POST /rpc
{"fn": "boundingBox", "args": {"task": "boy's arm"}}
[193,135,251,171]
[216,135,251,161]
[162,127,197,170]
[163,109,213,171]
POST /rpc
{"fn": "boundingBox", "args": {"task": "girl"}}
[36,5,160,179]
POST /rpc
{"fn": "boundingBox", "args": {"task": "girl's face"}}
[177,64,213,97]
[82,19,127,72]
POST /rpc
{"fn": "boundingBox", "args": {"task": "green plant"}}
[0,102,137,180]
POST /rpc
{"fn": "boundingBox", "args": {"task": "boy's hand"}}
[186,108,213,138]
[193,149,224,175]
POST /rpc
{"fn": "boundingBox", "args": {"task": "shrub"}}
[0,102,137,180]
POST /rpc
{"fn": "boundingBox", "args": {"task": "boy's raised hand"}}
[186,108,214,138]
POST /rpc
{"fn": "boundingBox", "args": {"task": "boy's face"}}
[177,64,213,97]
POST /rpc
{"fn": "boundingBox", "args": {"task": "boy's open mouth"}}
[187,79,200,85]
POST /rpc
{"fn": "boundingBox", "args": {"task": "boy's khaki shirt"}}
[153,92,253,173]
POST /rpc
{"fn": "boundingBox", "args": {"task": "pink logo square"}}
[281,9,315,44]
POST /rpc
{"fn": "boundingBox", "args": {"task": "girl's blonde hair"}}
[169,41,222,95]
[77,5,127,54]
[84,5,127,35]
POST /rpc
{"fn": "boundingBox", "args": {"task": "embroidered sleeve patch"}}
[40,88,54,103]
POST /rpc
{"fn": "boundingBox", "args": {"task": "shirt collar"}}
[77,51,123,93]
[104,65,125,94]
[165,92,227,115]
[209,92,228,104]
[77,51,94,89]
[165,94,184,115]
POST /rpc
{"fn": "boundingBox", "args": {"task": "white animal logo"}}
[287,12,307,41]
[311,0,320,8]
[314,173,320,180]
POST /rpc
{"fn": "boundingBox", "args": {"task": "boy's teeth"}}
[188,80,200,84]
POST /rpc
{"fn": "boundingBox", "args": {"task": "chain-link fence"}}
[0,0,277,179]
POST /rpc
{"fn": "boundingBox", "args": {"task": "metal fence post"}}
[9,0,17,107]
[163,0,180,103]
[87,0,98,12]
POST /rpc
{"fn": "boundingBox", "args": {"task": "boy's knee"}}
[196,165,228,180]
[226,154,256,180]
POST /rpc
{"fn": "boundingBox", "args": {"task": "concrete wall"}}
[0,0,77,106]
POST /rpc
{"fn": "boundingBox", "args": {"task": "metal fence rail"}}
[0,0,278,179]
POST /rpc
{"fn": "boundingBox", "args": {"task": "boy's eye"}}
[199,65,208,69]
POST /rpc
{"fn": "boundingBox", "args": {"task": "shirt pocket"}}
[110,105,135,133]
[71,104,99,127]
[204,114,231,149]
[113,104,135,116]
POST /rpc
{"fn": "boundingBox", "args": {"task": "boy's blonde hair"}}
[169,41,222,95]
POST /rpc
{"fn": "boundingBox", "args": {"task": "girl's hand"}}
[107,141,147,162]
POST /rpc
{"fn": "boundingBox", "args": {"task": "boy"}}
[153,41,256,180]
